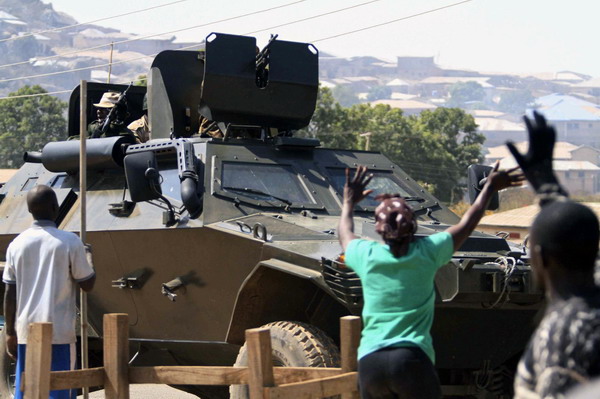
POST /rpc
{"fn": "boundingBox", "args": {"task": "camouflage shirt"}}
[88,120,131,139]
[514,292,600,399]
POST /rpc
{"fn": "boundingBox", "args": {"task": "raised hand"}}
[344,166,374,206]
[506,111,562,193]
[485,162,525,192]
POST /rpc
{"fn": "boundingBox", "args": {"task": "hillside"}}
[0,0,181,98]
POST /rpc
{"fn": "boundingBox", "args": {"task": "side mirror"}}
[467,164,499,211]
[124,151,162,202]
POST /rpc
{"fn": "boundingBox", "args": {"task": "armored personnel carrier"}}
[0,33,542,398]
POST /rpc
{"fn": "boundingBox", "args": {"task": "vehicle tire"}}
[229,321,340,399]
[0,328,16,399]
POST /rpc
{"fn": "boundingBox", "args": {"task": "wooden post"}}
[103,314,129,399]
[79,79,89,399]
[246,328,274,399]
[107,42,114,83]
[341,316,361,399]
[23,323,52,399]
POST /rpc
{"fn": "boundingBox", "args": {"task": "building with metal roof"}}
[531,94,600,148]
[479,202,600,244]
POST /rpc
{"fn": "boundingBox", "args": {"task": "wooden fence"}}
[22,314,361,399]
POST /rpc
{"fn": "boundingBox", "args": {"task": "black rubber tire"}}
[229,321,340,399]
[0,328,16,399]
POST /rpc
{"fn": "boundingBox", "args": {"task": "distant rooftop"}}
[386,78,410,87]
[481,202,600,228]
[573,78,600,89]
[0,10,19,20]
[532,94,600,121]
[486,141,594,160]
[370,99,436,110]
[499,157,600,171]
[419,76,494,88]
[475,117,524,132]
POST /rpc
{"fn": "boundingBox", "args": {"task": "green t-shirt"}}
[345,232,453,362]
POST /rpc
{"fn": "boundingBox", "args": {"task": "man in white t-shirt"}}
[2,185,95,399]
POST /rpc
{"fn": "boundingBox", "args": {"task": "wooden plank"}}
[340,316,361,399]
[127,366,343,385]
[50,367,105,390]
[24,323,52,399]
[129,366,248,385]
[246,328,274,399]
[274,367,343,385]
[266,372,358,399]
[103,314,129,399]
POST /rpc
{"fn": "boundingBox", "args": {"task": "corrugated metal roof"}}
[481,202,600,228]
[0,11,19,20]
[469,110,506,117]
[370,99,436,110]
[532,94,600,121]
[498,157,600,171]
[390,92,416,100]
[486,141,578,160]
[475,117,524,132]
[573,78,600,89]
[386,79,410,87]
[419,76,494,88]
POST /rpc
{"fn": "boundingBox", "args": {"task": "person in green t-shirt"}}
[338,164,523,399]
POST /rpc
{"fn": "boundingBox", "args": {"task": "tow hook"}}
[162,277,185,301]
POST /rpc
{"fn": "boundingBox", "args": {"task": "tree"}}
[0,86,67,168]
[447,81,485,108]
[497,89,534,114]
[367,86,391,102]
[331,85,360,107]
[300,88,484,203]
[408,108,484,201]
[297,86,357,149]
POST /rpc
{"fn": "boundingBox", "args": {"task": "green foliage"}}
[408,108,484,201]
[447,81,485,108]
[497,89,534,114]
[302,86,484,203]
[367,86,391,102]
[331,85,360,107]
[297,86,357,149]
[0,85,67,168]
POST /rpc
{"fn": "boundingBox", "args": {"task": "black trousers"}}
[358,346,442,399]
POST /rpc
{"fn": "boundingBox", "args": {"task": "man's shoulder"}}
[9,226,38,246]
[54,228,81,242]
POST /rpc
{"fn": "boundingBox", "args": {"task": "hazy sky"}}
[42,0,599,77]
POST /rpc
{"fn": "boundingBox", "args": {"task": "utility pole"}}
[360,132,372,151]
[107,42,114,83]
[79,80,89,399]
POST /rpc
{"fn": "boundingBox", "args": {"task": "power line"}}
[242,0,383,36]
[0,0,382,83]
[0,0,473,93]
[0,0,188,44]
[0,89,72,100]
[0,0,307,71]
[0,42,205,86]
[312,0,473,43]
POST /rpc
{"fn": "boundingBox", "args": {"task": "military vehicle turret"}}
[0,33,542,398]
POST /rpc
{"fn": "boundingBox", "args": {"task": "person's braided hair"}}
[374,194,417,257]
